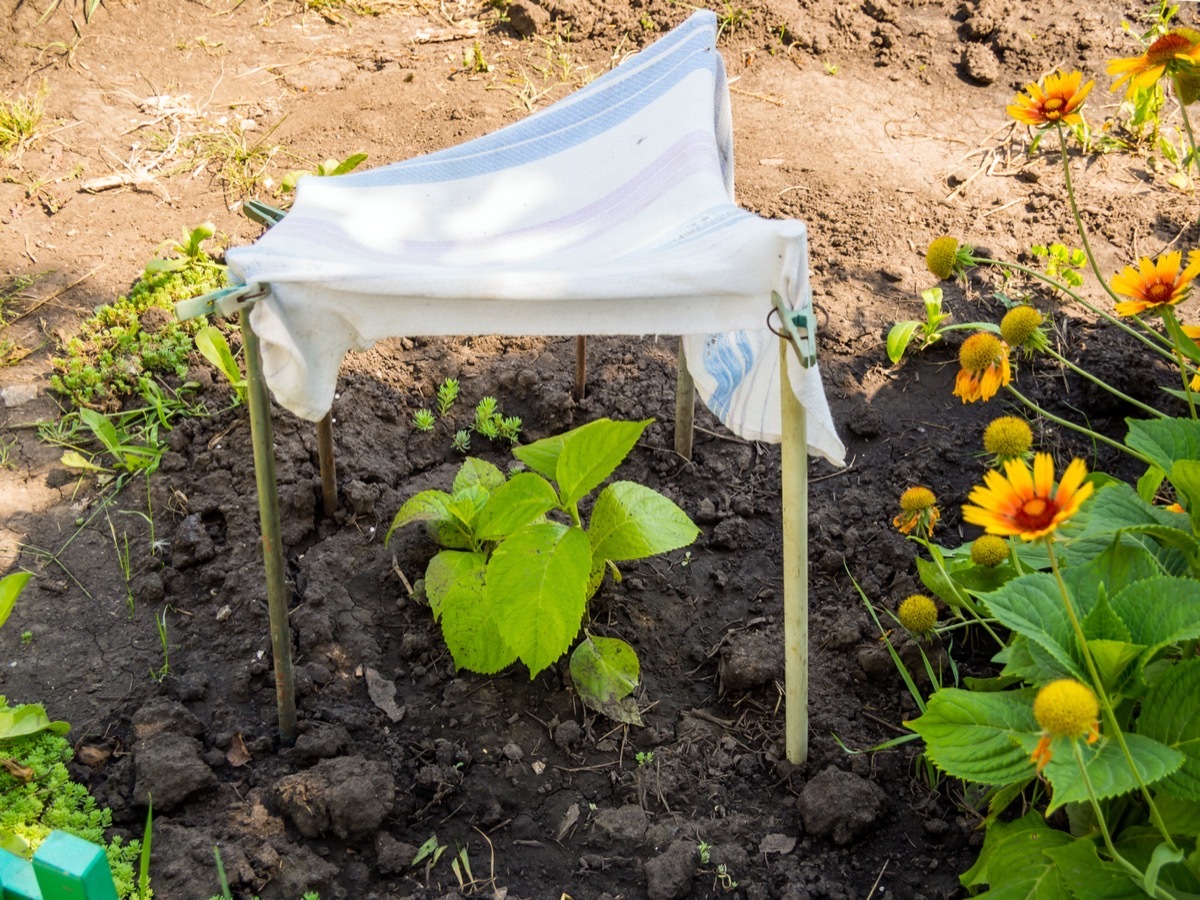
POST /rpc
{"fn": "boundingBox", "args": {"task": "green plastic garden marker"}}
[0,850,41,900]
[779,330,810,765]
[32,831,119,900]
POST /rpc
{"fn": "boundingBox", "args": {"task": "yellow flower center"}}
[1033,679,1100,739]
[897,594,939,635]
[1148,30,1196,66]
[983,416,1033,459]
[1043,97,1064,119]
[926,236,960,280]
[960,333,1003,372]
[1000,306,1044,347]
[970,535,1009,567]
[899,486,936,511]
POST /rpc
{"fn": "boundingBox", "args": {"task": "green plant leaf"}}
[1117,827,1200,893]
[0,572,30,631]
[385,489,454,544]
[474,473,559,541]
[1138,659,1200,801]
[194,326,245,398]
[1127,417,1200,474]
[588,481,700,562]
[886,321,921,364]
[1086,640,1146,690]
[328,152,368,175]
[453,458,506,495]
[0,703,70,741]
[1042,839,1147,899]
[1137,465,1166,504]
[999,635,1076,685]
[427,550,517,674]
[1108,576,1200,668]
[447,484,489,530]
[1171,459,1200,535]
[1155,794,1200,836]
[488,523,591,677]
[570,636,643,725]
[983,574,1087,681]
[907,688,1038,785]
[959,810,1074,896]
[512,432,566,482]
[1012,732,1183,814]
[59,450,108,472]
[555,419,652,507]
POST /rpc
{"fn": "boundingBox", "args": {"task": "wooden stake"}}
[573,335,587,401]
[780,339,808,764]
[316,413,337,517]
[241,311,297,745]
[674,340,694,460]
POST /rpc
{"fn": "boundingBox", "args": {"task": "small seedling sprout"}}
[412,408,436,432]
[437,378,460,417]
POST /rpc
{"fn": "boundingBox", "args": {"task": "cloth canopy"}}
[226,10,844,465]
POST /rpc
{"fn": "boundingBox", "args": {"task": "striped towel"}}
[226,10,844,464]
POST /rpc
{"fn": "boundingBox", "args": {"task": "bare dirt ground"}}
[1,0,1198,897]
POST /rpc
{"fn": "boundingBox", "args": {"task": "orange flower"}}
[1184,324,1200,391]
[1111,251,1200,316]
[953,333,1011,403]
[894,486,940,537]
[1107,28,1200,97]
[962,453,1094,541]
[1007,71,1094,127]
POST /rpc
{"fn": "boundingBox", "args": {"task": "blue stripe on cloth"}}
[330,15,719,187]
[702,330,756,420]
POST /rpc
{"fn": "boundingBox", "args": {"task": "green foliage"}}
[144,223,221,277]
[194,325,246,404]
[0,698,144,898]
[436,378,459,417]
[0,81,48,161]
[387,418,699,722]
[280,152,368,193]
[1031,243,1086,289]
[887,288,1000,365]
[0,571,30,631]
[412,408,436,432]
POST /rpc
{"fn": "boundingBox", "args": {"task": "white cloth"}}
[226,11,845,465]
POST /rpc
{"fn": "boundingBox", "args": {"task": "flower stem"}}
[1004,386,1157,468]
[1047,541,1179,854]
[1173,74,1200,175]
[1042,346,1167,419]
[1162,307,1198,420]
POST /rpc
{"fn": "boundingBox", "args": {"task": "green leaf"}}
[959,810,1073,897]
[886,321,921,364]
[1109,577,1200,666]
[983,574,1086,681]
[1042,840,1147,899]
[1086,640,1146,690]
[487,524,592,677]
[447,484,489,531]
[1137,465,1167,504]
[0,572,30,631]
[427,550,516,674]
[1172,459,1200,535]
[1081,594,1131,642]
[79,407,121,456]
[915,555,969,609]
[588,482,699,562]
[1013,732,1183,814]
[475,473,559,541]
[570,636,643,725]
[999,636,1075,685]
[1155,794,1200,836]
[907,688,1038,786]
[512,433,567,482]
[1117,827,1200,893]
[1139,659,1200,801]
[1127,417,1200,474]
[0,704,70,741]
[59,450,108,472]
[453,458,506,495]
[385,489,454,544]
[195,326,245,394]
[328,152,368,175]
[1063,483,1191,576]
[556,419,652,507]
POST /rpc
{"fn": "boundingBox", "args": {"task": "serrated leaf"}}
[1082,595,1132,642]
[453,458,506,495]
[1013,732,1183,814]
[1117,827,1200,893]
[1087,640,1146,690]
[1155,794,1200,836]
[1137,465,1167,504]
[428,551,517,675]
[488,524,591,677]
[385,489,454,544]
[1043,840,1146,899]
[571,636,643,724]
[1139,659,1200,801]
[1000,636,1075,685]
[886,321,921,364]
[907,688,1038,786]
[475,473,559,541]
[959,810,1073,896]
[983,574,1086,681]
[0,572,30,631]
[447,484,489,530]
[512,433,567,481]
[1127,418,1200,475]
[556,419,652,507]
[0,704,70,742]
[588,482,699,562]
[1171,459,1200,537]
[1109,577,1200,665]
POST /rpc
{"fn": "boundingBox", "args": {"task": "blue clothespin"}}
[772,290,817,368]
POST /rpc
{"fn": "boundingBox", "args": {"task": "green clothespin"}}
[33,832,119,900]
[772,290,817,368]
[0,850,41,900]
[174,282,269,322]
[242,199,288,229]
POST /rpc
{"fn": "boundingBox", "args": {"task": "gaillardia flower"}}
[894,486,940,537]
[1107,28,1200,98]
[1007,71,1094,127]
[897,594,939,636]
[1030,679,1101,773]
[926,236,977,280]
[954,333,1011,403]
[983,416,1034,464]
[1111,251,1200,316]
[1000,306,1050,356]
[1185,324,1200,391]
[962,453,1094,540]
[969,535,1009,567]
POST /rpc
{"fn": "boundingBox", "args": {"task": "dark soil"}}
[2,0,1199,897]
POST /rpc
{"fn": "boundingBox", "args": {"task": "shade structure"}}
[225,10,845,465]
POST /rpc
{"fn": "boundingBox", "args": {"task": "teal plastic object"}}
[0,831,119,900]
[0,852,40,900]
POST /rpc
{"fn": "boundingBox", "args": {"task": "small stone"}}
[962,43,1000,86]
[554,720,582,748]
[171,514,215,569]
[272,756,395,840]
[132,733,217,811]
[344,479,381,516]
[502,742,524,761]
[719,630,782,692]
[375,833,418,875]
[695,497,720,525]
[1,384,39,407]
[588,805,648,847]
[796,766,887,845]
[646,839,696,900]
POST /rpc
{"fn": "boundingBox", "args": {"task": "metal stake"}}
[240,311,297,745]
[780,338,809,764]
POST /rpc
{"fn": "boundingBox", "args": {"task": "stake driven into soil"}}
[780,338,809,764]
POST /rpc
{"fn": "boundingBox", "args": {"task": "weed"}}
[464,41,492,74]
[635,750,654,767]
[20,631,32,646]
[1030,242,1086,290]
[108,515,136,615]
[716,0,749,36]
[151,607,170,683]
[194,325,247,404]
[697,840,711,865]
[0,81,49,161]
[280,152,368,194]
[0,436,15,469]
[184,119,283,202]
[412,409,436,432]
